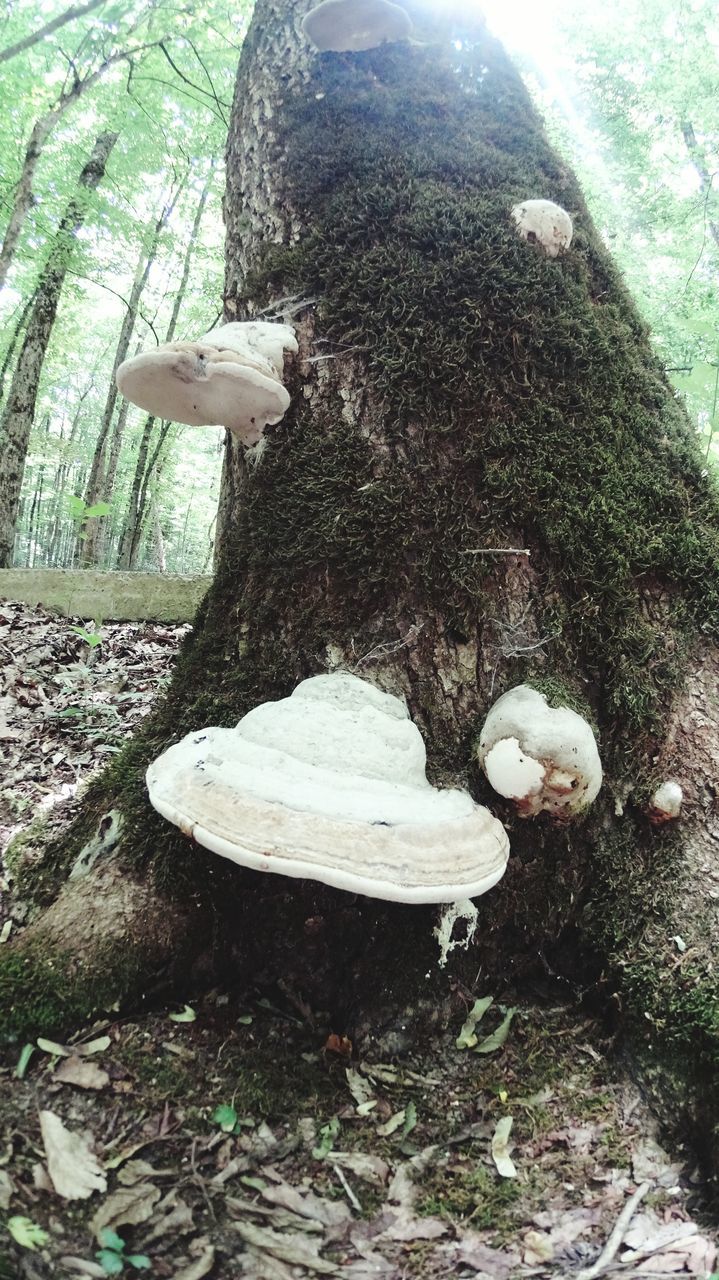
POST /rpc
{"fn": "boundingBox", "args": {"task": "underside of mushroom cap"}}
[146,672,510,903]
[478,684,602,818]
[302,0,412,52]
[116,342,290,443]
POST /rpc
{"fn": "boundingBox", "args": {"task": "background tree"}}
[0,130,117,566]
[2,0,719,1158]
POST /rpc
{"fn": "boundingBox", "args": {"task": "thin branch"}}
[0,0,107,65]
[577,1182,651,1280]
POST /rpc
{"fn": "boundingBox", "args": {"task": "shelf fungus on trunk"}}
[302,0,413,52]
[511,199,573,257]
[146,672,509,904]
[116,321,298,445]
[477,684,602,819]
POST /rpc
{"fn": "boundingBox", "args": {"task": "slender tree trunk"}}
[24,464,45,566]
[0,0,106,64]
[2,2,719,1163]
[0,42,154,292]
[0,131,118,567]
[681,121,719,252]
[0,295,33,406]
[116,165,215,569]
[81,176,188,565]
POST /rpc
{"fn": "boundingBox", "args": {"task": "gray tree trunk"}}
[80,177,187,565]
[2,1,719,1164]
[0,131,118,567]
[116,164,215,569]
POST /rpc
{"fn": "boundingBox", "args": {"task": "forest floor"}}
[0,603,717,1280]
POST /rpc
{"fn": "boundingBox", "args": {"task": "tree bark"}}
[2,2,719,1154]
[0,131,118,567]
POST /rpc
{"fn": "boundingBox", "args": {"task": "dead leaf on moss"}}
[491,1116,517,1179]
[40,1110,107,1200]
[55,1055,110,1090]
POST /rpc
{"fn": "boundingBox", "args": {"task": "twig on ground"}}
[332,1162,362,1213]
[577,1180,651,1280]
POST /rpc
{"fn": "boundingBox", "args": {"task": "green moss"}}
[0,937,151,1042]
[242,36,719,764]
[416,1160,523,1228]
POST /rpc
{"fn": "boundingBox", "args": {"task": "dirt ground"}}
[1,603,717,1279]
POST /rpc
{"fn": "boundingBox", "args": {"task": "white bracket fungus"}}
[511,199,573,258]
[116,320,298,445]
[477,685,602,819]
[648,780,683,824]
[302,0,412,52]
[147,671,510,903]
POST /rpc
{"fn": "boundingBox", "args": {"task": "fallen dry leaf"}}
[491,1116,517,1179]
[55,1055,110,1090]
[40,1110,107,1200]
[90,1181,161,1241]
[172,1245,216,1280]
[232,1220,340,1275]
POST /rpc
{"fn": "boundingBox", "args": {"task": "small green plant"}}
[96,1228,150,1276]
[69,622,103,649]
[67,494,111,542]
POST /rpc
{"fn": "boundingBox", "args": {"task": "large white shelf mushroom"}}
[116,320,298,445]
[477,685,602,818]
[147,672,509,904]
[302,0,412,52]
[511,199,573,258]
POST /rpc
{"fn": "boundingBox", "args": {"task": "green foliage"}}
[96,1228,151,1276]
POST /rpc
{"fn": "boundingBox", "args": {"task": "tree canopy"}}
[0,0,716,573]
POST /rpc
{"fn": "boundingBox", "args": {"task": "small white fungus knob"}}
[649,780,683,824]
[511,199,573,258]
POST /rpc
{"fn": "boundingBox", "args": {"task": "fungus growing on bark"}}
[511,199,573,258]
[477,685,602,818]
[302,0,412,52]
[147,672,509,903]
[116,320,298,445]
[648,780,683,824]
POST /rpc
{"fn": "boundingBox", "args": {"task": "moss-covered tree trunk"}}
[3,0,719,1142]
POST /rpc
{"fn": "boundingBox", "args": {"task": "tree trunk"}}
[0,131,118,567]
[80,177,187,565]
[116,165,215,569]
[3,1,719,1154]
[0,45,140,293]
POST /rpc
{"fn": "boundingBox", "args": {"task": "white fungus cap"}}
[116,321,298,445]
[147,672,509,903]
[649,780,683,822]
[478,684,602,818]
[302,0,412,52]
[511,199,573,258]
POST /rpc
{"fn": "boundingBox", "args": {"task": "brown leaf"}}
[90,1182,161,1242]
[40,1110,107,1201]
[55,1056,110,1090]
